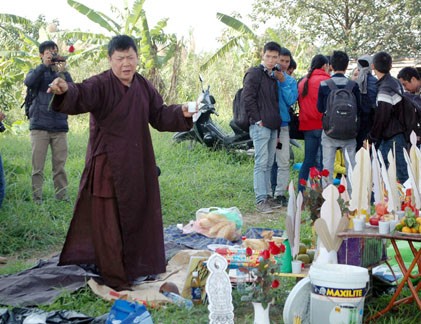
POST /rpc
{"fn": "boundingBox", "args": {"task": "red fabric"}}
[298,69,331,131]
[53,70,192,286]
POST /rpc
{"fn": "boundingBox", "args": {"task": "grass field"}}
[0,118,420,323]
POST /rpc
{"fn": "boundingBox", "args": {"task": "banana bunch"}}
[197,213,238,241]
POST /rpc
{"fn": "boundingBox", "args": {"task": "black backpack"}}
[322,79,359,140]
[232,68,264,132]
[21,87,38,119]
[394,91,421,143]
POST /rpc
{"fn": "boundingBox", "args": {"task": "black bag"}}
[21,86,38,119]
[289,103,304,140]
[394,91,421,143]
[232,88,248,132]
[232,68,264,132]
[322,79,359,140]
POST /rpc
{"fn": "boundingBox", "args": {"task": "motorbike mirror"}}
[199,75,203,83]
[209,95,216,104]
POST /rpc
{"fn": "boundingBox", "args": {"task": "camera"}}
[51,53,67,63]
[276,142,282,150]
[0,122,5,133]
[273,64,281,71]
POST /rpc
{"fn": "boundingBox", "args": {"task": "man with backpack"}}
[24,40,73,203]
[317,50,361,189]
[242,41,282,213]
[368,52,408,183]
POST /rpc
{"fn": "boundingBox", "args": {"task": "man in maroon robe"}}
[49,35,194,291]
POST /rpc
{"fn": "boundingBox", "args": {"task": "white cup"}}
[396,211,405,220]
[187,101,197,113]
[389,219,399,232]
[291,260,303,274]
[353,218,365,232]
[379,221,390,234]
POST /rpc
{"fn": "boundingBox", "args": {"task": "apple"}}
[369,216,379,226]
[375,203,387,216]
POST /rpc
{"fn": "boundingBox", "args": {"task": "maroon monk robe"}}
[52,70,192,288]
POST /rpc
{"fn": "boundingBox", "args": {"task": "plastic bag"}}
[194,207,243,241]
[106,300,153,324]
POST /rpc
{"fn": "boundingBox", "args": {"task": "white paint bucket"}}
[309,263,369,323]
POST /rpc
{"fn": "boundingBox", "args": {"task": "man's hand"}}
[274,70,285,83]
[47,77,68,95]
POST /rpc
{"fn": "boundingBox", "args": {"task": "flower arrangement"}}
[239,241,285,308]
[300,167,349,222]
[300,167,329,222]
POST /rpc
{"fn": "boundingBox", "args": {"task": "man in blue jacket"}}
[271,47,298,206]
[24,41,73,203]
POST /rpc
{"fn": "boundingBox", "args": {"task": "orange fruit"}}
[402,226,412,233]
[400,217,406,225]
[416,217,421,225]
[412,228,418,233]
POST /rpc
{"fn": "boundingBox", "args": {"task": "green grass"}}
[0,119,419,323]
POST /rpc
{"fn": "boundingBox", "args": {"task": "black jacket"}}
[242,65,281,130]
[368,73,404,142]
[24,64,73,132]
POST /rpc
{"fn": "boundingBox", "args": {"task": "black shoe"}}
[267,197,282,209]
[275,195,288,207]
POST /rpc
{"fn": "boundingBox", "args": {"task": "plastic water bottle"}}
[161,291,193,310]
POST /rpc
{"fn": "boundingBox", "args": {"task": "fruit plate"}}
[396,231,421,236]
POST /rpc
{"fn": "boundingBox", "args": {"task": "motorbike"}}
[173,76,252,150]
[173,76,301,161]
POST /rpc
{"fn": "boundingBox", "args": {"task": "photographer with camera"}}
[24,41,73,204]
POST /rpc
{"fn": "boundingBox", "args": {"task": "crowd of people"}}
[243,41,421,214]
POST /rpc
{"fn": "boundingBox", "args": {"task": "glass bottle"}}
[191,271,202,305]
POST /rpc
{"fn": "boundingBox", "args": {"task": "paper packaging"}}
[291,260,303,274]
[187,101,197,113]
[353,218,365,232]
[378,221,390,235]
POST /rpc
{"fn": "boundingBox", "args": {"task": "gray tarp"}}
[0,255,98,307]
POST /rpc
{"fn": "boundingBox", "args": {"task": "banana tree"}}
[200,13,262,72]
[64,0,182,94]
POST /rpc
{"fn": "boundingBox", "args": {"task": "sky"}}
[0,0,254,53]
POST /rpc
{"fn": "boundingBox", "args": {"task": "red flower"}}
[279,243,286,253]
[321,169,329,177]
[271,279,280,288]
[268,241,282,255]
[262,249,270,260]
[299,178,307,186]
[338,184,346,194]
[246,247,253,257]
[68,45,75,53]
[309,167,319,179]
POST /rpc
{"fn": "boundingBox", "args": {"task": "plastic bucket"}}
[309,263,369,324]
